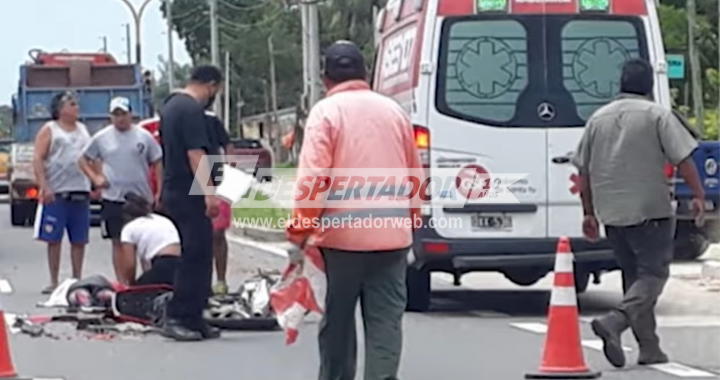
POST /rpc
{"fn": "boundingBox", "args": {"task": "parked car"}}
[230,138,273,182]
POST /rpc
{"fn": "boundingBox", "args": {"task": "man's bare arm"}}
[32,125,51,191]
[153,160,163,197]
[579,170,595,217]
[78,155,102,184]
[677,157,705,200]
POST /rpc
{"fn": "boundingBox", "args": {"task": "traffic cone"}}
[525,237,601,379]
[0,311,20,379]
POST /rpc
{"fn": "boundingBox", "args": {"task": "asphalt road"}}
[0,204,718,380]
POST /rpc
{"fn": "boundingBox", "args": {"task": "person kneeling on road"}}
[116,193,180,286]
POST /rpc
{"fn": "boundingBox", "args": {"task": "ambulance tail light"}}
[414,125,430,169]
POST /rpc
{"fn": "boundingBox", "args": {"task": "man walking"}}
[286,41,422,380]
[573,58,705,368]
[32,92,92,294]
[78,97,163,285]
[158,65,223,341]
[204,110,233,295]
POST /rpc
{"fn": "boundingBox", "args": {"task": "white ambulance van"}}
[372,0,670,311]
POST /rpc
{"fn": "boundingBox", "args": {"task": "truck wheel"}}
[405,266,431,312]
[674,220,710,261]
[10,204,26,226]
[503,269,545,287]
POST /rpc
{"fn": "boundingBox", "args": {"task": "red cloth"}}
[270,246,326,345]
[212,200,231,231]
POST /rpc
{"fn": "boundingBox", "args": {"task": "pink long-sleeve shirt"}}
[287,80,423,252]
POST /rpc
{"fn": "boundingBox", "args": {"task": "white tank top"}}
[44,121,91,193]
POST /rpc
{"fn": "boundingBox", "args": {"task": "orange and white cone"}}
[525,237,601,379]
[0,310,29,379]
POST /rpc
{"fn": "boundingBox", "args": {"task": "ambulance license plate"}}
[471,215,512,231]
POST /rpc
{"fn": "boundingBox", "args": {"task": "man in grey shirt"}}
[572,58,705,368]
[79,97,162,285]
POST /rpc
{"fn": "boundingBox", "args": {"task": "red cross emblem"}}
[569,173,580,195]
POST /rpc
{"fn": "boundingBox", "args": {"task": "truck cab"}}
[9,49,152,227]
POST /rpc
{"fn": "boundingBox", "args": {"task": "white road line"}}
[580,316,720,328]
[0,279,12,294]
[4,313,19,334]
[580,339,632,352]
[649,363,719,378]
[511,322,548,334]
[513,321,719,378]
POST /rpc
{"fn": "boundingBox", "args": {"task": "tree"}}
[162,0,383,119]
[0,105,12,138]
[152,55,193,110]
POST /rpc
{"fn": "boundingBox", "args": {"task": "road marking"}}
[580,316,720,328]
[4,313,19,334]
[649,363,718,378]
[580,339,632,352]
[511,322,548,334]
[0,279,12,294]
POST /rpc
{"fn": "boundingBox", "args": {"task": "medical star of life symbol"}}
[569,173,580,195]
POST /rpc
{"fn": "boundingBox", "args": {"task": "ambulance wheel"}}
[674,220,709,261]
[405,266,430,312]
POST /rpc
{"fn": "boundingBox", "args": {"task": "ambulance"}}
[372,0,669,311]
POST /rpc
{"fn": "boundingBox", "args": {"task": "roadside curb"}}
[231,225,285,243]
[226,233,290,258]
[701,260,720,283]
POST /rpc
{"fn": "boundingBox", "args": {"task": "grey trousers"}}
[605,218,674,350]
[318,247,408,380]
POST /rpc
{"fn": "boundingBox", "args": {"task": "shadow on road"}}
[425,289,619,317]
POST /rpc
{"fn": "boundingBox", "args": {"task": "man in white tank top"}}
[32,92,92,294]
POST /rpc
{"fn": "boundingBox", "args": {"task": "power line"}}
[218,0,271,12]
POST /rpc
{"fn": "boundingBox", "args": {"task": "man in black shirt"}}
[158,65,223,341]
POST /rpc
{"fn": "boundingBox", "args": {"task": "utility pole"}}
[124,23,132,63]
[166,0,175,90]
[224,51,231,131]
[687,0,704,130]
[237,89,245,138]
[100,36,108,52]
[306,0,322,106]
[209,0,220,114]
[268,35,279,123]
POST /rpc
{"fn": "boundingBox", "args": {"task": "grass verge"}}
[232,191,289,230]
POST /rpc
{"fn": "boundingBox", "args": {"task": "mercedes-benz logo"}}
[538,102,556,121]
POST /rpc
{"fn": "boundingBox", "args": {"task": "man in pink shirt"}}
[286,41,422,380]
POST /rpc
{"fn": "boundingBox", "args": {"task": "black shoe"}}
[591,318,626,368]
[638,351,669,365]
[199,324,221,340]
[161,320,203,342]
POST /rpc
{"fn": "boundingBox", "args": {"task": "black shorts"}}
[100,200,124,240]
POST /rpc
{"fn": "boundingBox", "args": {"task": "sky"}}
[0,0,192,104]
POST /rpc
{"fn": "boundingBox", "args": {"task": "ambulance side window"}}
[561,19,644,121]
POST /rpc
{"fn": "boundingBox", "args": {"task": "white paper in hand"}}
[216,164,255,204]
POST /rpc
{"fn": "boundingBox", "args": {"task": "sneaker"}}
[213,282,228,295]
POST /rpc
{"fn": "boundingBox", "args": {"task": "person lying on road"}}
[116,192,180,287]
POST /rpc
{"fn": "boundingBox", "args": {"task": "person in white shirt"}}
[118,193,180,286]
